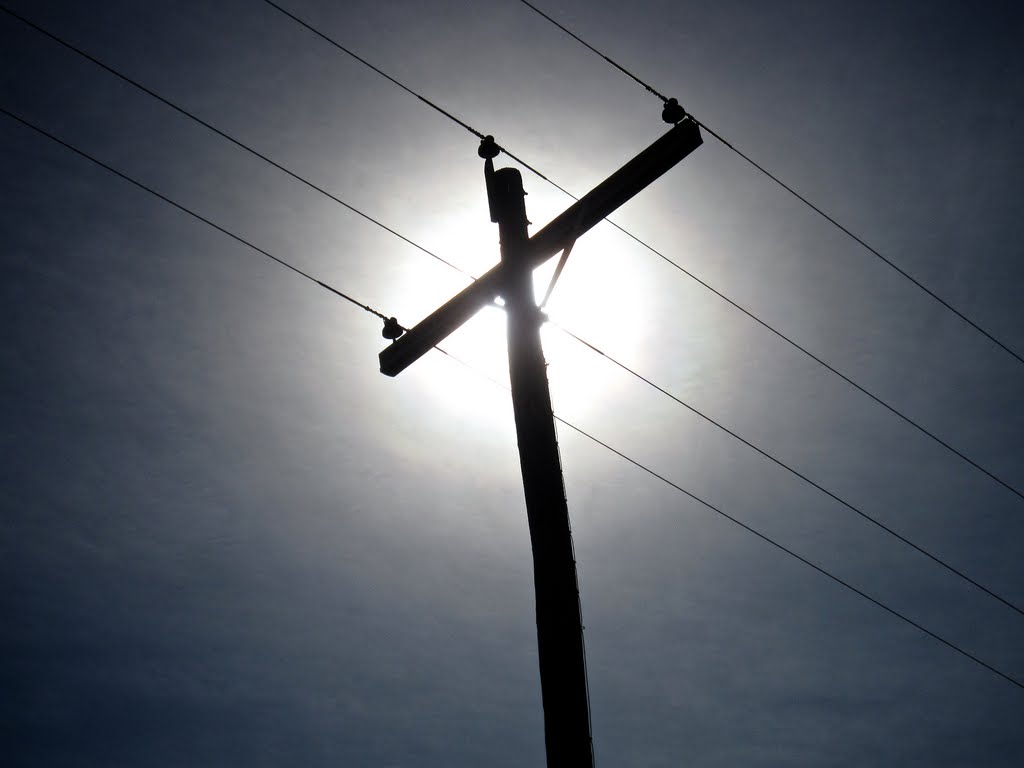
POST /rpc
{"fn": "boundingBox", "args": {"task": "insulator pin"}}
[382,317,404,341]
[478,135,500,159]
[661,98,687,125]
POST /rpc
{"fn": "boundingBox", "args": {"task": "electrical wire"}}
[0,94,588,757]
[515,0,671,102]
[0,106,391,325]
[514,0,1024,368]
[8,4,1024,626]
[602,224,1024,509]
[434,346,1024,693]
[257,0,557,187]
[244,1,1024,506]
[0,5,472,282]
[6,6,1022,621]
[259,0,483,139]
[553,324,1024,619]
[5,102,1021,695]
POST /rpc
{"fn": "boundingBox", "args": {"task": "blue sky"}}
[3,1,1023,765]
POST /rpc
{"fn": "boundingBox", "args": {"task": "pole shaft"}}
[492,166,594,768]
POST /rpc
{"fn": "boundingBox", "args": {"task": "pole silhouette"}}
[488,156,594,766]
[380,115,702,767]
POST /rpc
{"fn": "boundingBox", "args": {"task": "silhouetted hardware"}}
[379,117,702,377]
[661,97,687,124]
[381,316,404,340]
[477,134,501,160]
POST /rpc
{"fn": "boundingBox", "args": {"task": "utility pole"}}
[489,156,593,765]
[380,109,701,768]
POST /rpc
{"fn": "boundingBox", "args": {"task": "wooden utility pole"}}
[380,115,702,768]
[489,158,593,765]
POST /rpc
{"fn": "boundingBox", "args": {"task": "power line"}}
[554,324,1024,619]
[514,0,671,102]
[246,1,1024,506]
[260,0,483,139]
[604,226,1024,509]
[0,4,472,282]
[5,102,1020,696]
[0,106,392,326]
[7,5,1022,619]
[256,0,558,188]
[434,346,1024,693]
[254,1,575,198]
[514,0,1024,369]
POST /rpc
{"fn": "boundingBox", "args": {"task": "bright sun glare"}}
[390,212,655,428]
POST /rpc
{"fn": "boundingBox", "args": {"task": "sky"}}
[2,0,1023,765]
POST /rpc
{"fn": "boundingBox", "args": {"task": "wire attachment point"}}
[661,98,687,125]
[478,135,500,160]
[382,317,404,341]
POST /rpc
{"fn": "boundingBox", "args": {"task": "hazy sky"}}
[3,1,1023,766]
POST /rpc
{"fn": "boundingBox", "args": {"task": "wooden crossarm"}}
[379,119,702,377]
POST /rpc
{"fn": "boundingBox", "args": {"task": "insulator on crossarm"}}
[661,98,687,125]
[382,317,404,341]
[478,135,500,160]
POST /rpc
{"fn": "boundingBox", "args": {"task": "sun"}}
[383,206,657,434]
[534,231,655,415]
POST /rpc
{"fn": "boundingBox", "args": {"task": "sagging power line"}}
[250,0,1024,507]
[514,0,1024,369]
[258,0,558,187]
[556,325,1024,620]
[5,5,1020,624]
[4,101,1020,711]
[437,348,1024,696]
